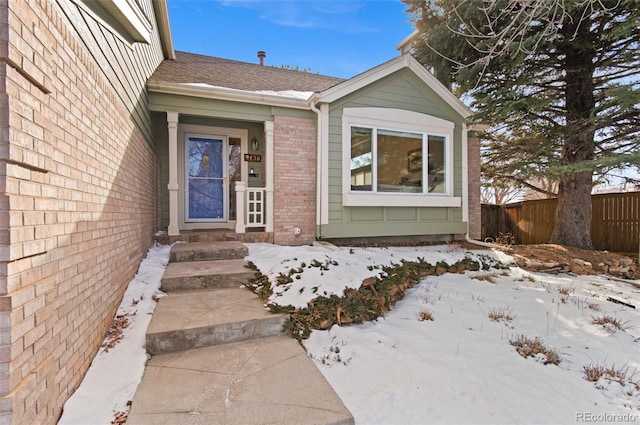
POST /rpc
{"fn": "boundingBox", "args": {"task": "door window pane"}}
[189,138,222,178]
[228,137,241,221]
[189,179,224,219]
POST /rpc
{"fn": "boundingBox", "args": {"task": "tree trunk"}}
[549,8,596,249]
[551,171,593,248]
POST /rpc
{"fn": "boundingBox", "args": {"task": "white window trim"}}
[342,108,461,208]
[72,0,152,45]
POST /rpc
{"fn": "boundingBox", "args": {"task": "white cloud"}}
[216,0,379,33]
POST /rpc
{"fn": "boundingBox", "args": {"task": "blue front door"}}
[186,134,227,221]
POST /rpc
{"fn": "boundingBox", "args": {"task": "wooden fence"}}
[481,191,640,253]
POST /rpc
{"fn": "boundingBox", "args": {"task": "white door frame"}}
[177,124,248,230]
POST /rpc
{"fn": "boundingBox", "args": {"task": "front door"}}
[185,133,228,222]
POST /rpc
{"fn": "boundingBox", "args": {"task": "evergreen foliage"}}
[245,256,505,340]
[403,0,640,248]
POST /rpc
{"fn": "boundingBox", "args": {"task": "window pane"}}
[427,136,446,193]
[377,130,422,193]
[350,127,372,191]
[228,137,241,221]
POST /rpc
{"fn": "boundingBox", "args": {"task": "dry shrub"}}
[591,314,628,333]
[558,286,573,296]
[472,272,497,283]
[418,309,434,321]
[583,363,640,393]
[586,302,600,311]
[558,286,574,303]
[488,307,514,323]
[509,335,560,365]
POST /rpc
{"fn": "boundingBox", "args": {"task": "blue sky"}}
[166,0,415,78]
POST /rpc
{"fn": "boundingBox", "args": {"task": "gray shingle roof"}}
[148,51,345,93]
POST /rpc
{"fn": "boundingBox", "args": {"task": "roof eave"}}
[396,30,419,54]
[153,0,175,59]
[147,81,313,110]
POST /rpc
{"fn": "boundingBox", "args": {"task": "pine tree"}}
[403,0,640,249]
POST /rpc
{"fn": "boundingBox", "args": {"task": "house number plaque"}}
[244,154,262,162]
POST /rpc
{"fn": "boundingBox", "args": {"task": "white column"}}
[167,111,180,236]
[235,181,246,234]
[264,121,274,233]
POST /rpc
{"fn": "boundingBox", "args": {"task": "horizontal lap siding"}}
[1,0,164,424]
[55,0,161,142]
[322,70,468,239]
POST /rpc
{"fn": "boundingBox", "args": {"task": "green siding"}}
[324,68,469,240]
[387,208,417,221]
[351,208,384,222]
[56,0,165,143]
[153,112,170,228]
[319,221,468,239]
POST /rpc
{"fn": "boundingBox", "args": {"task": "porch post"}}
[167,111,180,236]
[235,181,246,234]
[264,121,274,233]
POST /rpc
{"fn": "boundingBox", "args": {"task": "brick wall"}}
[0,1,162,424]
[467,135,481,239]
[272,116,316,245]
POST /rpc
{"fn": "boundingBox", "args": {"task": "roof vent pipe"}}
[257,51,266,65]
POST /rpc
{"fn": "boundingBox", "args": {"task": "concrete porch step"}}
[145,288,287,356]
[155,229,237,245]
[127,335,354,425]
[161,259,255,292]
[169,241,248,262]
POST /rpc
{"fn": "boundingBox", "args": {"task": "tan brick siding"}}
[467,136,481,239]
[273,116,317,245]
[0,1,163,424]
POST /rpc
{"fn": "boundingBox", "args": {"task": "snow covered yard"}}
[247,243,640,424]
[59,242,639,425]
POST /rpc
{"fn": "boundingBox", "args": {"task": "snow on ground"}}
[59,242,639,425]
[247,242,640,424]
[57,243,171,425]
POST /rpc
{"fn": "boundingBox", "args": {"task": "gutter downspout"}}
[462,123,469,227]
[310,100,323,238]
[464,233,504,250]
[464,122,494,249]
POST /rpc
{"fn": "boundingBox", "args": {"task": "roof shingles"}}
[148,51,345,93]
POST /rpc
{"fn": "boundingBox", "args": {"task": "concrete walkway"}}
[127,241,353,425]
